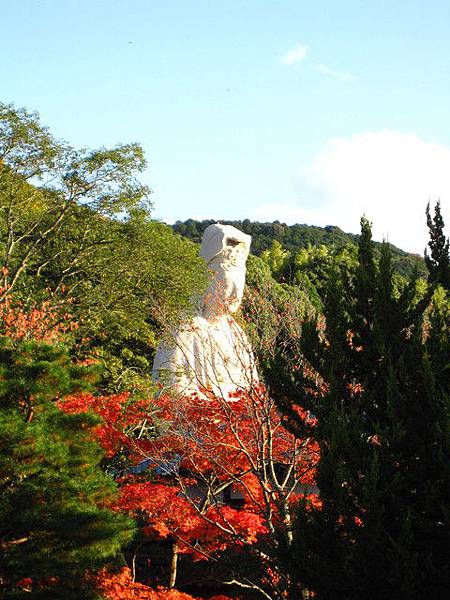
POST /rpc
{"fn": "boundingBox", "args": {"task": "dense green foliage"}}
[174,218,360,252]
[173,218,426,280]
[1,102,449,599]
[0,103,207,395]
[425,200,450,289]
[265,218,450,599]
[0,338,134,599]
[242,254,317,370]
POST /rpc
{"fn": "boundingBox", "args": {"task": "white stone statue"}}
[152,224,258,399]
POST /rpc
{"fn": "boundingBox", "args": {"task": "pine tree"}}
[271,218,450,599]
[0,338,135,599]
[425,200,450,290]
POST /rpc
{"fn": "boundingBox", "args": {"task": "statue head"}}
[199,224,251,318]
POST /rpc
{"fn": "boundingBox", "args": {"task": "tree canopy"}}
[1,102,449,600]
[173,218,426,280]
[0,103,208,396]
[266,218,450,599]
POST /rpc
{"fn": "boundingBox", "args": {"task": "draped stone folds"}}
[152,224,258,399]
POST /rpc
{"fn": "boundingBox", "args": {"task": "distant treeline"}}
[172,218,427,278]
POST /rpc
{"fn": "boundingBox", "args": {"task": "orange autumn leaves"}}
[95,567,229,600]
[0,286,77,343]
[61,384,319,563]
[2,296,319,596]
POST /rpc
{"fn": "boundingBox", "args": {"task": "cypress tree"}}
[425,200,450,290]
[0,338,135,599]
[273,218,450,599]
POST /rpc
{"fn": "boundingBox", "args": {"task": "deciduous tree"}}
[63,383,319,599]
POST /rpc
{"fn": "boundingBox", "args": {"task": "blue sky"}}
[2,0,450,252]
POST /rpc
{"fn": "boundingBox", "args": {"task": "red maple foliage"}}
[60,392,152,458]
[1,295,304,596]
[61,384,319,597]
[0,288,77,343]
[96,566,236,599]
[95,567,204,600]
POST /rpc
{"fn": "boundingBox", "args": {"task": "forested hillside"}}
[173,218,426,279]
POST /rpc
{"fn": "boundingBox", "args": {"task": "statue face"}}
[199,224,251,320]
[202,240,247,317]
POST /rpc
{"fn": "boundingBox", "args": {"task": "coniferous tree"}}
[425,200,450,290]
[269,218,450,599]
[0,338,135,599]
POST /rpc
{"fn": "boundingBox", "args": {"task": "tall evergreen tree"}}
[425,200,450,290]
[269,218,450,599]
[0,338,135,599]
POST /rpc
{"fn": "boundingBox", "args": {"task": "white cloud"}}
[313,63,353,82]
[251,131,450,254]
[281,44,308,65]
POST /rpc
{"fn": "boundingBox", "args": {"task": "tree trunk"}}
[169,541,179,589]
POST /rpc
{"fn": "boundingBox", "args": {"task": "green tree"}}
[0,104,207,395]
[242,254,316,387]
[294,242,358,302]
[172,219,426,279]
[425,200,450,289]
[42,208,207,396]
[0,338,135,599]
[260,239,291,278]
[268,218,449,599]
[0,102,150,300]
